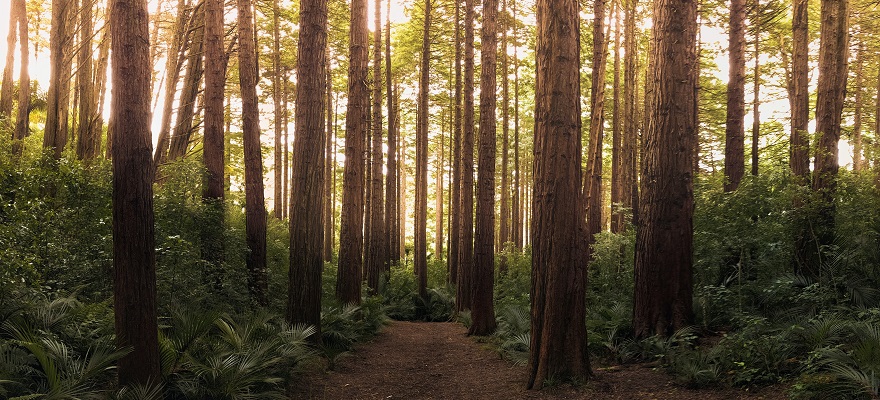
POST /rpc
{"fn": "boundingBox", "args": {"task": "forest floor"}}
[293,321,788,400]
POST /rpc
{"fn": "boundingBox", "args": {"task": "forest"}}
[0,0,879,397]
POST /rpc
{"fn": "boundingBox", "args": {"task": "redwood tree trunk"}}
[385,0,399,268]
[810,0,849,273]
[0,0,17,118]
[273,0,284,219]
[470,0,497,336]
[610,2,623,233]
[367,0,385,293]
[457,0,476,311]
[851,43,863,172]
[449,0,462,284]
[168,8,204,161]
[12,0,29,156]
[153,0,190,168]
[110,0,161,385]
[237,0,268,307]
[414,0,432,299]
[621,0,638,230]
[44,0,72,159]
[337,0,369,304]
[201,0,226,289]
[528,0,590,386]
[76,0,99,160]
[790,0,810,180]
[724,0,746,192]
[632,0,697,338]
[585,0,608,255]
[498,0,510,249]
[288,0,328,333]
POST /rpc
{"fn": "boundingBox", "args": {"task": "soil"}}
[294,321,787,400]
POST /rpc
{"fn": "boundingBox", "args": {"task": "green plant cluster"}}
[0,138,389,398]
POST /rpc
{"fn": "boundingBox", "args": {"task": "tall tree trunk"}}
[633,0,697,338]
[512,9,521,249]
[288,0,328,334]
[790,0,810,180]
[809,0,849,274]
[273,0,284,219]
[724,0,746,191]
[751,34,760,176]
[110,0,161,385]
[470,0,498,336]
[337,0,369,304]
[457,0,476,311]
[44,0,73,159]
[283,71,291,219]
[414,0,432,299]
[153,0,191,168]
[167,9,204,162]
[385,0,399,268]
[449,0,462,283]
[611,0,623,233]
[621,0,637,230]
[498,0,510,249]
[528,0,590,386]
[585,0,608,256]
[76,0,99,160]
[367,0,385,293]
[0,0,18,118]
[12,0,29,156]
[324,48,334,261]
[237,0,268,307]
[202,0,226,290]
[435,132,444,258]
[851,42,863,172]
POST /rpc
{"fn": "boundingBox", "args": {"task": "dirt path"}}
[295,321,785,400]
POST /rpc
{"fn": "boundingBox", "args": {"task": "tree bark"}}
[528,0,590,386]
[611,1,623,233]
[457,0,475,311]
[237,0,268,307]
[809,0,849,274]
[622,0,638,230]
[76,0,100,160]
[324,48,334,261]
[288,0,328,334]
[385,0,399,268]
[110,0,161,385]
[273,0,284,219]
[337,0,369,304]
[414,0,432,299]
[498,0,510,250]
[44,0,73,159]
[751,34,760,176]
[167,8,204,162]
[851,42,863,172]
[153,0,191,168]
[0,0,17,118]
[12,0,29,156]
[367,0,386,293]
[449,0,462,284]
[585,0,608,255]
[724,0,746,191]
[632,0,697,338]
[790,0,810,180]
[470,0,498,336]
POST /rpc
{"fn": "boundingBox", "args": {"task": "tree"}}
[851,43,864,172]
[498,0,511,251]
[12,0,29,156]
[611,1,623,233]
[810,0,849,271]
[167,6,205,162]
[385,0,400,269]
[324,51,334,262]
[44,0,73,159]
[110,0,161,386]
[337,0,369,304]
[153,0,190,168]
[527,0,590,388]
[414,0,432,299]
[585,0,608,254]
[457,0,475,312]
[470,0,498,336]
[621,0,638,230]
[76,0,100,160]
[449,0,462,284]
[790,0,810,180]
[724,0,746,191]
[632,0,697,338]
[202,0,226,289]
[0,0,18,118]
[237,0,268,307]
[288,0,328,332]
[367,0,385,293]
[273,0,284,218]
